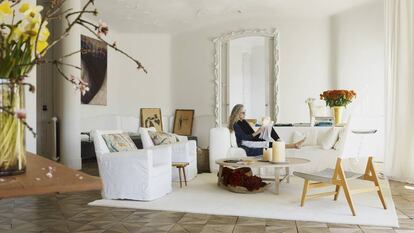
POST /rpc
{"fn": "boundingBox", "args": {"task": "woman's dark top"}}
[233,120,280,156]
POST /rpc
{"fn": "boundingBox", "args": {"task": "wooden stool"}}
[172,162,189,188]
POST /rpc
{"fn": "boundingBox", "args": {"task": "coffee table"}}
[216,157,310,194]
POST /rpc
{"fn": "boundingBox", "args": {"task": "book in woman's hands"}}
[261,116,274,127]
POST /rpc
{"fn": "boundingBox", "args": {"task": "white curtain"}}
[385,0,414,183]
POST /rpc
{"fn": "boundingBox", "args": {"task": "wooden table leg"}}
[178,167,183,188]
[286,167,290,183]
[274,168,280,195]
[183,167,187,186]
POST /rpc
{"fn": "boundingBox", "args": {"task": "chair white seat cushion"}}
[293,168,363,183]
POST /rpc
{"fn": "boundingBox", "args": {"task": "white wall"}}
[80,30,173,132]
[330,1,385,159]
[171,18,332,147]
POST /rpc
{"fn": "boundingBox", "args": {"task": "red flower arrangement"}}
[320,90,356,107]
[221,167,266,191]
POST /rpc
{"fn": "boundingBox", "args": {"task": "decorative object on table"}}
[272,139,286,163]
[262,148,272,161]
[140,108,163,131]
[173,109,194,136]
[320,90,356,126]
[0,0,146,176]
[219,167,267,193]
[314,116,334,126]
[306,98,330,126]
[81,35,107,105]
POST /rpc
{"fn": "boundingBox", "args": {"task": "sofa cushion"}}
[292,130,318,146]
[139,127,156,148]
[319,127,340,150]
[149,131,179,145]
[102,133,138,152]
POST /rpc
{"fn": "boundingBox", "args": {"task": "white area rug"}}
[89,173,398,227]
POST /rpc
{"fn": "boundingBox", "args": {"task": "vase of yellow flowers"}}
[320,90,356,126]
[0,0,146,176]
[0,0,49,175]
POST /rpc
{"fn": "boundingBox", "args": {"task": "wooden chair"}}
[294,157,386,216]
[294,118,387,216]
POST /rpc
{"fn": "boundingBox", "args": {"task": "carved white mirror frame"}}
[213,28,280,127]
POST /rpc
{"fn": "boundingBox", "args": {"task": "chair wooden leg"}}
[334,185,341,201]
[300,180,310,207]
[178,167,183,188]
[365,157,387,210]
[341,181,356,216]
[182,167,187,186]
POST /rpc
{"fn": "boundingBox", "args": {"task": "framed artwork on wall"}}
[140,108,163,131]
[173,109,195,136]
[81,35,107,105]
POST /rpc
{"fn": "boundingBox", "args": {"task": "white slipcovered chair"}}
[209,127,247,173]
[92,130,172,201]
[139,127,198,181]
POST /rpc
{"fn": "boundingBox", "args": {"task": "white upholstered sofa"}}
[92,130,172,201]
[209,126,370,175]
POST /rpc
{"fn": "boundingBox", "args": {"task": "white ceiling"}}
[91,0,378,33]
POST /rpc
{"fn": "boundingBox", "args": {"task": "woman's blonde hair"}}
[228,104,244,132]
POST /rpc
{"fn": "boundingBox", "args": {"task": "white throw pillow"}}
[292,130,318,146]
[319,127,340,150]
[333,127,346,150]
[138,127,156,148]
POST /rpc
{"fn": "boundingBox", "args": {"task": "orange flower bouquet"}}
[320,90,356,107]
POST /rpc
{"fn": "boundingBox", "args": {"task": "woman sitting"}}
[229,104,304,157]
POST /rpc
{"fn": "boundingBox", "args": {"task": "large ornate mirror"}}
[213,29,280,127]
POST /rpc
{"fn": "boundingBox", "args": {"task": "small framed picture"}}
[173,109,195,136]
[140,108,163,131]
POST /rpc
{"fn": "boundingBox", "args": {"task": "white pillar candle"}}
[263,148,272,161]
[272,140,286,162]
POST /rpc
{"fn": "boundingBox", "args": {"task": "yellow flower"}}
[21,3,43,24]
[9,26,25,42]
[0,0,12,15]
[19,2,30,13]
[35,40,48,54]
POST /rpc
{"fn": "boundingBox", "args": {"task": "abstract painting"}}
[81,35,107,105]
[140,108,163,131]
[173,109,194,136]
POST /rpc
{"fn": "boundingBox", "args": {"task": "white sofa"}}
[139,127,198,182]
[209,126,368,175]
[92,130,172,201]
[209,127,247,173]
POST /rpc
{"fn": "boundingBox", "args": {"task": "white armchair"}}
[139,128,198,181]
[92,130,172,201]
[209,127,247,173]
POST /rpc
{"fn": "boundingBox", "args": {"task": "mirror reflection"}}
[228,36,270,122]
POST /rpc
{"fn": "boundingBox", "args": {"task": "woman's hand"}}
[252,126,264,137]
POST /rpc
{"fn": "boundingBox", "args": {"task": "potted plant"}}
[320,90,356,125]
[0,0,146,176]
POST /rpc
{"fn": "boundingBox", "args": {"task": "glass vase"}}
[0,79,26,176]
